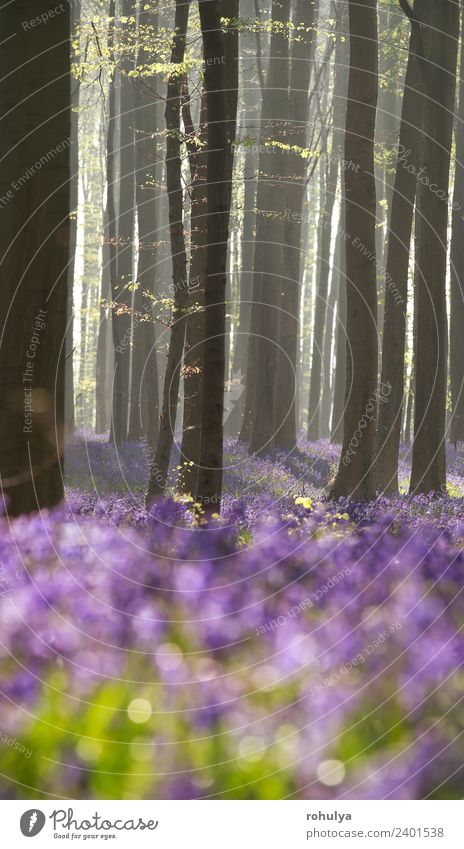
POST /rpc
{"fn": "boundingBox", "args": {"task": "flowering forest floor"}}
[1,435,464,799]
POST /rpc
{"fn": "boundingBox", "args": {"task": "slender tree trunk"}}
[195,0,238,508]
[96,251,110,434]
[0,0,70,515]
[107,4,126,445]
[248,0,291,455]
[329,7,350,445]
[66,0,80,435]
[320,23,349,440]
[178,102,208,496]
[226,137,256,437]
[96,124,111,434]
[274,0,318,449]
[410,0,459,495]
[331,258,346,442]
[450,5,464,447]
[128,6,160,445]
[113,0,136,441]
[146,0,190,502]
[320,233,339,438]
[307,156,338,440]
[329,0,379,502]
[240,0,291,446]
[376,3,425,493]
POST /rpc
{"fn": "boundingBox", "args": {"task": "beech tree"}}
[146,0,190,502]
[409,0,459,494]
[329,0,379,502]
[376,0,426,494]
[195,0,238,507]
[0,0,70,514]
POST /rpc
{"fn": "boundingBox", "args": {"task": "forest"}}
[0,0,463,801]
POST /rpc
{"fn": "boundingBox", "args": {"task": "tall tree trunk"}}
[247,0,291,455]
[107,4,127,445]
[96,125,111,435]
[320,22,349,441]
[0,0,70,515]
[320,232,339,438]
[128,6,160,445]
[329,0,379,502]
[129,105,160,445]
[331,196,347,443]
[226,136,256,437]
[307,155,338,440]
[146,0,189,502]
[449,5,464,447]
[410,0,459,495]
[274,0,318,449]
[195,0,238,508]
[114,0,136,441]
[376,2,425,493]
[66,0,80,436]
[240,0,291,446]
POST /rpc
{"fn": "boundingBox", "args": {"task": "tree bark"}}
[331,198,347,443]
[274,0,318,449]
[376,2,425,493]
[178,99,208,496]
[0,0,70,514]
[409,0,459,495]
[449,4,464,447]
[247,0,291,455]
[146,0,190,502]
[128,5,160,445]
[195,0,238,508]
[328,0,379,502]
[307,155,338,440]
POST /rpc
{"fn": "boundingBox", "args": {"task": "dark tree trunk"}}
[107,3,129,445]
[450,5,464,447]
[376,2,425,493]
[240,0,291,446]
[274,0,318,449]
[0,0,70,515]
[113,0,136,442]
[329,0,379,503]
[195,0,238,508]
[247,0,291,455]
[410,0,459,495]
[128,7,160,445]
[66,0,80,436]
[146,0,190,502]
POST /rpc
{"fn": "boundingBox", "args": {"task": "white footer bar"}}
[1,800,462,848]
